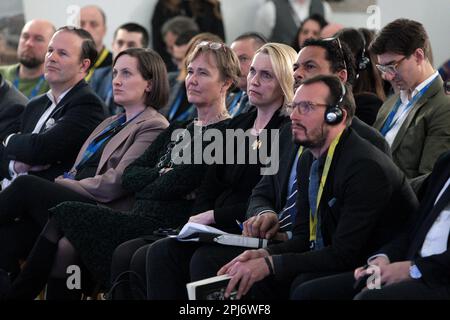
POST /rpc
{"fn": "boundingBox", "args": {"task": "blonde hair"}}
[255,43,297,106]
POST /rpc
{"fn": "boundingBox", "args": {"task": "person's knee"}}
[146,238,175,269]
[11,175,39,193]
[190,247,211,281]
[353,288,381,300]
[56,237,76,257]
[112,239,141,270]
[290,280,316,300]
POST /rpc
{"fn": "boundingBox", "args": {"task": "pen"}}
[235,219,243,230]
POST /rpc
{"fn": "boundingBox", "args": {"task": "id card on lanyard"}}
[309,131,343,250]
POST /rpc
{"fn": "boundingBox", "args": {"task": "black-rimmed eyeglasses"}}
[286,101,330,115]
[376,56,407,76]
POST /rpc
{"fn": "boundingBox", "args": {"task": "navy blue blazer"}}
[0,79,106,181]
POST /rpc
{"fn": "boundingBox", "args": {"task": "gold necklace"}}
[252,121,263,150]
[195,109,230,127]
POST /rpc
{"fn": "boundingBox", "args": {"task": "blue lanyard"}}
[228,91,243,116]
[73,110,144,173]
[105,84,113,105]
[380,79,435,136]
[168,90,184,121]
[168,89,195,121]
[13,71,46,99]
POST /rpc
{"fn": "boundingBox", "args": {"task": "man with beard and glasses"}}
[238,37,390,243]
[0,20,55,99]
[199,75,417,300]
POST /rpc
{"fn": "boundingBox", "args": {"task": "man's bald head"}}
[80,5,107,51]
[18,19,55,69]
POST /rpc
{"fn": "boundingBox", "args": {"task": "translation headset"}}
[357,29,370,71]
[324,81,346,125]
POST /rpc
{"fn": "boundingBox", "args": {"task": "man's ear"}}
[81,59,91,73]
[341,107,349,125]
[413,48,426,64]
[336,69,348,83]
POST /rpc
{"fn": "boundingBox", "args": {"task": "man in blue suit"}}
[90,23,149,116]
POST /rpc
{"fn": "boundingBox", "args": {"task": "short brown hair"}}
[370,19,432,61]
[302,74,355,126]
[114,48,169,109]
[56,26,98,72]
[186,41,241,88]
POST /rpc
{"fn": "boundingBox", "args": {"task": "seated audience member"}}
[336,28,386,126]
[161,16,200,69]
[187,75,418,300]
[0,27,105,188]
[160,32,223,122]
[0,40,240,300]
[320,22,343,38]
[146,37,394,290]
[243,36,391,245]
[292,14,328,52]
[0,74,28,140]
[79,5,112,81]
[255,0,332,45]
[112,42,296,300]
[0,48,169,280]
[151,0,225,71]
[293,37,390,154]
[226,32,267,117]
[0,19,55,99]
[90,23,149,115]
[171,30,199,72]
[371,19,450,192]
[291,150,450,300]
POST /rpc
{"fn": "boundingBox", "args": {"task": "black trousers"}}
[142,238,248,300]
[145,238,297,300]
[291,271,450,300]
[0,175,95,274]
[110,238,151,300]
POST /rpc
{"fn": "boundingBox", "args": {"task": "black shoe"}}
[0,269,12,300]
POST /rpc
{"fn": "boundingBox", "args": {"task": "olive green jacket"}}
[374,76,450,190]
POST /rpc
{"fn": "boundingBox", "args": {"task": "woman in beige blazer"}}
[0,48,169,278]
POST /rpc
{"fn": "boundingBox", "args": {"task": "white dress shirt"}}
[420,177,450,257]
[385,71,439,146]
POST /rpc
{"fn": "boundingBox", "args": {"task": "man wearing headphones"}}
[209,75,417,300]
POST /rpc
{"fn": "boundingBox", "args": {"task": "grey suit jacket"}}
[0,76,27,141]
[374,76,450,188]
[54,107,169,210]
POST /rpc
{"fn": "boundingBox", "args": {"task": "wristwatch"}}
[409,263,422,279]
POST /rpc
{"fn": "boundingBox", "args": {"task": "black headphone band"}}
[325,81,346,125]
[357,29,370,70]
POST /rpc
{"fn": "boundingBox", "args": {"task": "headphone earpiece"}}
[357,29,370,71]
[324,82,346,125]
[325,106,343,124]
[358,55,370,70]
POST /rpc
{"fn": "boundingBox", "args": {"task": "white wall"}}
[22,0,449,67]
[22,0,157,50]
